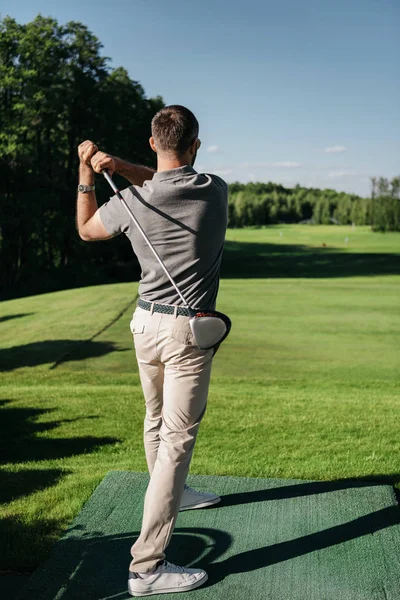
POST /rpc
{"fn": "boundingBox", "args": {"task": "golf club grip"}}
[101,170,190,308]
[102,169,119,195]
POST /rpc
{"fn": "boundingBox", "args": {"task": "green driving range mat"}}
[16,471,400,600]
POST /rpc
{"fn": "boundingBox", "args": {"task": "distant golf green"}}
[0,225,399,572]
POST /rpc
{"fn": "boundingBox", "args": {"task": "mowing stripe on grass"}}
[49,293,138,370]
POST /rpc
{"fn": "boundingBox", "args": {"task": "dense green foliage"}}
[370,177,400,232]
[227,177,400,230]
[0,15,163,292]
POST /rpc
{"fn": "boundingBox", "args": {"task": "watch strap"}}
[78,184,95,193]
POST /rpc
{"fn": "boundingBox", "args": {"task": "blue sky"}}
[2,0,399,196]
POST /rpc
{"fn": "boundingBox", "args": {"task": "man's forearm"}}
[76,163,97,235]
[114,157,155,186]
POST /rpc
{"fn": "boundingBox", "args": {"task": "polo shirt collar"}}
[153,165,197,181]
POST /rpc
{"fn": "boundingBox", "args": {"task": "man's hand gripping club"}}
[80,139,155,185]
[76,140,114,241]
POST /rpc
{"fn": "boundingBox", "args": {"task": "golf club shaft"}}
[102,170,189,308]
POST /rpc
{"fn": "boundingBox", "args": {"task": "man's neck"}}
[157,155,192,172]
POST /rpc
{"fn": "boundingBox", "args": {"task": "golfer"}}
[76,105,228,596]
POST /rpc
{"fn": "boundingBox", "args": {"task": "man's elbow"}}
[78,227,91,242]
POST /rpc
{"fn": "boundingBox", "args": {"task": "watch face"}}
[78,184,94,192]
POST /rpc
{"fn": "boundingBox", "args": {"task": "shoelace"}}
[162,561,184,574]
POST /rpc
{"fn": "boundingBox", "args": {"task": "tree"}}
[226,178,399,232]
[370,176,400,232]
[0,15,164,294]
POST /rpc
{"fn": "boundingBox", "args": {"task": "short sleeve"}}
[209,173,228,191]
[98,189,132,236]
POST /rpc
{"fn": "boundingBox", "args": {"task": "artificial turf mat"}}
[16,471,400,600]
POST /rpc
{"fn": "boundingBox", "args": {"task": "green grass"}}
[227,223,400,252]
[0,225,399,572]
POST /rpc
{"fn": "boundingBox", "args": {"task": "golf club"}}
[102,170,231,350]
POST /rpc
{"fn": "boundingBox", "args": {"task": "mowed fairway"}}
[0,225,399,572]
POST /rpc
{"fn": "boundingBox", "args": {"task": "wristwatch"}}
[78,184,95,193]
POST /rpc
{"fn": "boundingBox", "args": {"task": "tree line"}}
[227,177,400,231]
[0,15,163,295]
[0,15,398,298]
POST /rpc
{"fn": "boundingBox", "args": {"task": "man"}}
[76,105,228,597]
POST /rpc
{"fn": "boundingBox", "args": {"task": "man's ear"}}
[149,137,157,153]
[189,138,199,155]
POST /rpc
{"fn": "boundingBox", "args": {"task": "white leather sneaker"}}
[128,560,208,597]
[179,484,221,511]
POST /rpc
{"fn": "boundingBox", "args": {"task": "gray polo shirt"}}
[99,165,228,310]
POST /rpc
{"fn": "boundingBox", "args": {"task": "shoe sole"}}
[128,571,208,596]
[179,496,221,512]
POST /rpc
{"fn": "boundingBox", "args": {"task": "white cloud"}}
[207,145,220,153]
[317,163,350,171]
[198,161,370,195]
[325,145,347,153]
[212,169,233,176]
[239,161,301,169]
[272,161,301,168]
[328,170,357,178]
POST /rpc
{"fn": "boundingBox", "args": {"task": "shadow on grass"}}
[0,399,120,574]
[0,400,119,465]
[0,514,69,574]
[0,469,68,504]
[0,314,35,324]
[0,573,29,600]
[3,237,400,303]
[0,339,128,372]
[221,240,400,278]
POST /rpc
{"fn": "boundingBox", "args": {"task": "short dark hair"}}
[151,105,199,156]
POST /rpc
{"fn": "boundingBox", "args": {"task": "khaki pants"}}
[129,305,214,573]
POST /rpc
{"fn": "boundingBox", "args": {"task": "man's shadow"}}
[18,476,400,600]
[17,528,232,600]
[205,476,400,582]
